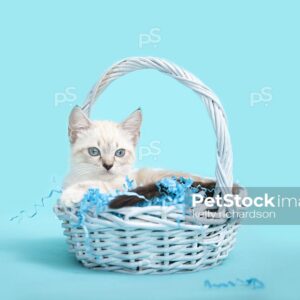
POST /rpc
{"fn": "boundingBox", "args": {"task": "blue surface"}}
[1,0,300,299]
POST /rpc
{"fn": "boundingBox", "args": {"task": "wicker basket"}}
[54,57,239,274]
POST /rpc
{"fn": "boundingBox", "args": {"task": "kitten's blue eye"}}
[88,147,101,156]
[115,148,125,157]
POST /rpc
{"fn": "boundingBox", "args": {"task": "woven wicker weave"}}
[54,57,239,274]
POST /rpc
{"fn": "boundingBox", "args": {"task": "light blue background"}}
[0,0,299,299]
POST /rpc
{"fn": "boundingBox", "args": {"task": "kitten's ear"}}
[68,106,91,143]
[121,108,142,145]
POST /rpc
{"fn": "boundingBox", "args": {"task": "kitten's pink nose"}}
[103,163,113,171]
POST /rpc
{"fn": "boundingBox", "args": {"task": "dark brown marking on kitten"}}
[109,183,161,209]
[109,179,217,209]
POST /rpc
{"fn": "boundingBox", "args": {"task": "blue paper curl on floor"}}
[204,278,265,289]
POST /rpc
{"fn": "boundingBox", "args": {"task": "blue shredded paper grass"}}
[75,176,212,225]
[71,177,215,260]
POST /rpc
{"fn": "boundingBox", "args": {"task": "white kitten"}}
[61,106,213,207]
[61,106,141,206]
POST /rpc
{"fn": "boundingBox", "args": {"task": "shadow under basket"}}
[55,56,240,274]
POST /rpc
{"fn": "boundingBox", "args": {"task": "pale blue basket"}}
[54,57,240,274]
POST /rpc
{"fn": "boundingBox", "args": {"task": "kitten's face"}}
[68,107,142,180]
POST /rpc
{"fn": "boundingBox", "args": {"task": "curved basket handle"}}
[81,57,233,195]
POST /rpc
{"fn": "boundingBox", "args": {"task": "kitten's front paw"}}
[60,186,87,207]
